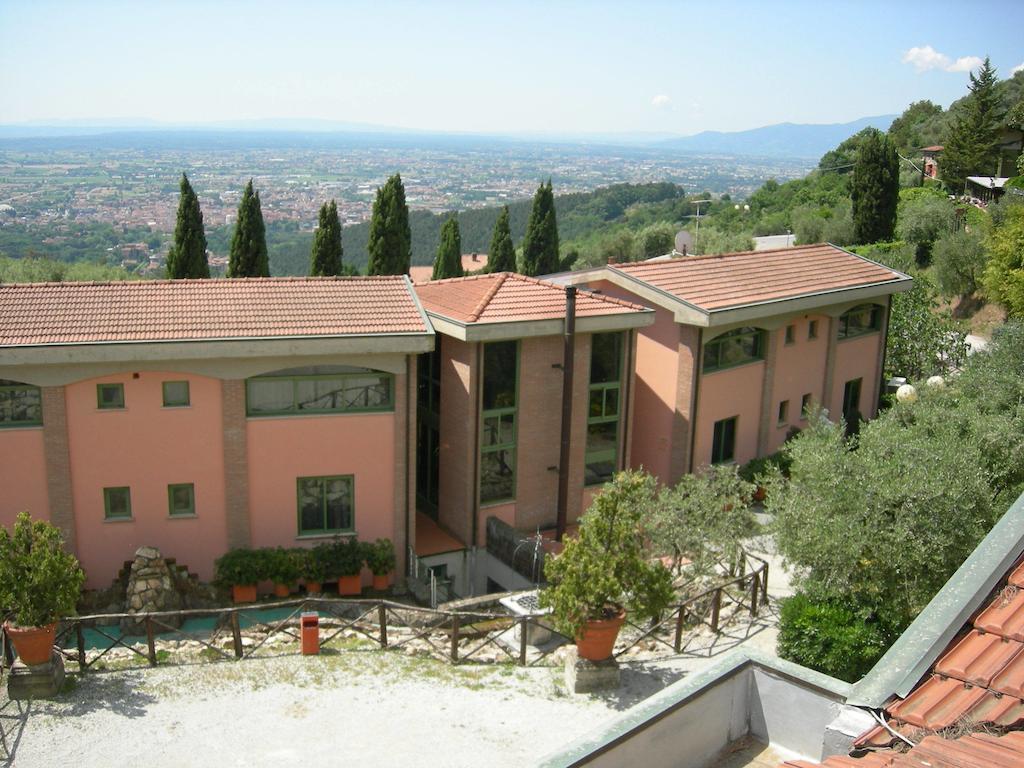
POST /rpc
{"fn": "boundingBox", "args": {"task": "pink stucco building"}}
[0,244,911,596]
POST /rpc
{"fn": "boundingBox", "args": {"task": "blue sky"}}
[1,0,1021,135]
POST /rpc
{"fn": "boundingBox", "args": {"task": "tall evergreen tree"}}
[310,200,344,276]
[520,180,560,276]
[366,174,412,275]
[851,130,899,245]
[166,173,210,279]
[487,205,516,273]
[941,58,1004,190]
[227,179,269,277]
[431,217,463,280]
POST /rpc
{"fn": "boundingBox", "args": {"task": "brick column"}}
[869,297,891,419]
[392,360,412,585]
[41,386,76,552]
[821,317,839,415]
[222,379,251,550]
[757,329,780,457]
[669,325,701,484]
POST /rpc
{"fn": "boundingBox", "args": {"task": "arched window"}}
[703,327,766,372]
[0,379,42,426]
[246,365,393,416]
[838,304,882,339]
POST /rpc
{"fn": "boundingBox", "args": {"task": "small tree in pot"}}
[304,545,332,593]
[540,470,674,661]
[268,547,301,597]
[0,512,85,665]
[366,539,396,591]
[331,538,365,596]
[214,548,267,604]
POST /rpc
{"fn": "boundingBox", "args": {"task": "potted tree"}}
[332,538,365,596]
[304,545,331,594]
[366,538,396,591]
[215,548,265,604]
[0,512,85,665]
[539,470,674,661]
[269,547,301,598]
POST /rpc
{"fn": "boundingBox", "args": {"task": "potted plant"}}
[539,470,674,661]
[268,547,301,597]
[332,537,365,596]
[0,512,86,665]
[304,545,332,593]
[366,538,396,591]
[215,548,265,604]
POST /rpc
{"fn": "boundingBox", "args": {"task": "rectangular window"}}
[247,371,394,416]
[777,400,789,425]
[703,328,765,373]
[586,332,624,486]
[297,476,354,535]
[838,305,882,339]
[808,320,818,340]
[801,393,812,419]
[167,483,195,517]
[711,417,737,465]
[104,487,132,520]
[97,383,125,410]
[480,341,518,503]
[162,381,190,407]
[784,325,795,345]
[0,380,42,427]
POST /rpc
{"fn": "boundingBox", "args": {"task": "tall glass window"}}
[480,341,518,504]
[586,332,624,486]
[246,366,393,416]
[0,380,42,427]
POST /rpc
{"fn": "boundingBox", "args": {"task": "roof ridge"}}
[411,271,504,287]
[0,275,405,289]
[619,242,829,269]
[466,272,509,322]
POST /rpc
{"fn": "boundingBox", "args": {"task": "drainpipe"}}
[555,286,577,542]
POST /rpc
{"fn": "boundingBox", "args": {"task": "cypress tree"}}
[166,173,210,279]
[227,179,269,277]
[941,58,1004,190]
[366,174,412,275]
[520,180,560,276]
[310,200,343,276]
[431,217,464,280]
[487,206,516,273]
[851,130,899,245]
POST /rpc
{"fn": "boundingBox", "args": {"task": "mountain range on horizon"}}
[0,114,897,159]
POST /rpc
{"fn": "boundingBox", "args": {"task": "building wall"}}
[0,428,49,528]
[832,331,884,421]
[693,360,765,471]
[65,372,228,588]
[767,314,829,454]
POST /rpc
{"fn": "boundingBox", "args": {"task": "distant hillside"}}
[658,115,898,159]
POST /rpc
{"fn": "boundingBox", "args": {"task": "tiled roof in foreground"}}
[0,277,430,346]
[784,731,1024,767]
[611,243,908,311]
[413,272,646,324]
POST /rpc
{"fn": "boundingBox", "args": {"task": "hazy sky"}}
[1,0,1022,135]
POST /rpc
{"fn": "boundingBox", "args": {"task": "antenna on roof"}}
[674,230,693,257]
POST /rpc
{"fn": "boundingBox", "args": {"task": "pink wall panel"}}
[0,429,49,527]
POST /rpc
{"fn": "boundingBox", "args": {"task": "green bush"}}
[306,544,333,582]
[266,547,301,586]
[777,592,897,683]
[365,539,396,576]
[328,537,365,577]
[214,548,268,586]
[0,512,85,627]
[738,450,792,484]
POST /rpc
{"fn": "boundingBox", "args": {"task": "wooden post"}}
[519,617,528,666]
[145,617,157,666]
[378,603,388,648]
[450,615,460,663]
[674,606,686,653]
[750,573,759,617]
[230,611,243,659]
[710,589,722,633]
[761,562,770,605]
[2,625,13,667]
[76,623,87,672]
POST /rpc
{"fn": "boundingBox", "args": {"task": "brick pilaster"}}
[392,360,412,585]
[669,325,701,484]
[221,379,251,549]
[821,316,838,415]
[757,329,780,457]
[41,386,76,552]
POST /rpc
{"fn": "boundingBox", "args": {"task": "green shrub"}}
[214,548,268,586]
[365,539,396,576]
[777,592,898,683]
[329,537,365,577]
[0,512,85,627]
[738,450,793,484]
[266,547,301,585]
[306,544,333,581]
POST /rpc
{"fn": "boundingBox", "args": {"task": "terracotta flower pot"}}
[753,486,767,503]
[232,584,257,604]
[338,574,362,596]
[305,581,323,594]
[575,609,626,661]
[372,572,391,591]
[273,583,291,598]
[5,621,58,666]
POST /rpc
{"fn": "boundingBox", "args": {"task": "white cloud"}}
[902,45,983,74]
[947,55,984,73]
[651,94,671,109]
[1013,62,1024,75]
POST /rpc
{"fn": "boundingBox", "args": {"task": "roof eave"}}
[425,308,654,342]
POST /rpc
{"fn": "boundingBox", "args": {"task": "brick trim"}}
[222,379,251,549]
[757,329,780,456]
[822,316,838,414]
[41,386,76,552]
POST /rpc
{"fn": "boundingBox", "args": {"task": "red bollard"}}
[301,612,320,656]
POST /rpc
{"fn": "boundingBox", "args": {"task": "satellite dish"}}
[674,230,694,256]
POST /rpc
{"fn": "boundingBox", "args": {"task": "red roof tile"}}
[934,630,1024,687]
[0,277,429,346]
[413,272,646,324]
[975,587,1024,642]
[788,732,1024,768]
[887,675,989,729]
[408,253,489,283]
[611,243,906,311]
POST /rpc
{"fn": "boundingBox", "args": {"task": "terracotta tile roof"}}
[0,277,429,346]
[610,243,907,312]
[413,272,646,324]
[783,732,1024,767]
[408,253,489,283]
